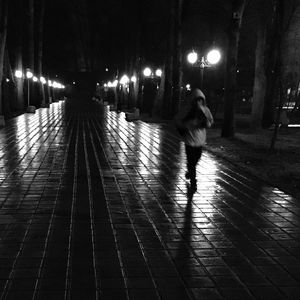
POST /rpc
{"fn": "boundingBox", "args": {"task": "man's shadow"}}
[173,184,196,275]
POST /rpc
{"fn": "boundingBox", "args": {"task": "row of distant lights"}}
[103,67,163,88]
[14,70,65,89]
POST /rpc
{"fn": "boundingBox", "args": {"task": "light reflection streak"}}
[102,108,222,208]
[0,102,65,181]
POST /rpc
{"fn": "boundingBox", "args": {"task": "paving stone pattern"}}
[0,100,299,299]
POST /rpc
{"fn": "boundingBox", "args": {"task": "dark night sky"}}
[43,0,171,75]
[41,0,257,91]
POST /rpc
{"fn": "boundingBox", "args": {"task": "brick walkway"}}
[0,99,299,300]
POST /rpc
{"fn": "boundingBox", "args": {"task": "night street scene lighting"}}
[25,69,35,113]
[187,48,221,88]
[0,1,300,298]
[26,69,33,79]
[120,74,130,85]
[143,67,152,77]
[14,70,23,78]
[40,76,46,84]
[155,69,162,77]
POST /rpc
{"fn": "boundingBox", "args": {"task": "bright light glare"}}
[52,81,59,88]
[112,80,118,87]
[206,49,221,65]
[186,84,191,91]
[40,77,46,84]
[131,76,137,83]
[143,67,152,77]
[155,69,162,77]
[187,51,198,64]
[48,80,52,87]
[33,76,38,82]
[15,70,23,78]
[120,75,130,85]
[26,71,33,79]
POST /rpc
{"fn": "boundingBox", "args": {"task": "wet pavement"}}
[0,99,300,300]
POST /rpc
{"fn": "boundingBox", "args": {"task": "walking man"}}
[175,88,214,190]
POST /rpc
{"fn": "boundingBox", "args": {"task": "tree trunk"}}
[262,1,281,128]
[69,1,91,72]
[3,46,13,115]
[13,0,25,111]
[270,0,285,151]
[24,0,35,108]
[152,64,165,117]
[172,0,183,116]
[27,0,34,70]
[251,14,267,129]
[162,0,175,119]
[131,0,143,110]
[0,0,9,118]
[37,0,46,106]
[221,0,246,138]
[15,42,24,111]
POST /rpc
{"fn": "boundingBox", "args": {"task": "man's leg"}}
[185,145,197,185]
[190,147,203,188]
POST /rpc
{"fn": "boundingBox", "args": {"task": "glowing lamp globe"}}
[143,67,152,77]
[206,49,221,65]
[120,75,130,85]
[155,69,162,77]
[15,70,23,78]
[187,51,198,64]
[26,71,33,79]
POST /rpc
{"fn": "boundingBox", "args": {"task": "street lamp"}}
[155,69,162,77]
[112,80,118,87]
[207,49,221,65]
[187,51,198,64]
[120,74,130,85]
[187,48,221,88]
[15,70,23,78]
[26,69,36,113]
[40,76,46,84]
[143,67,152,77]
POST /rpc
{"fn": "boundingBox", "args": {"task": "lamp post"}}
[26,69,33,106]
[40,76,49,107]
[26,69,36,113]
[48,80,53,103]
[187,49,221,89]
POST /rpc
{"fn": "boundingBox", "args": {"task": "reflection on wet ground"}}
[0,99,299,299]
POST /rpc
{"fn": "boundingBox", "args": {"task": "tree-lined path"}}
[0,99,299,299]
